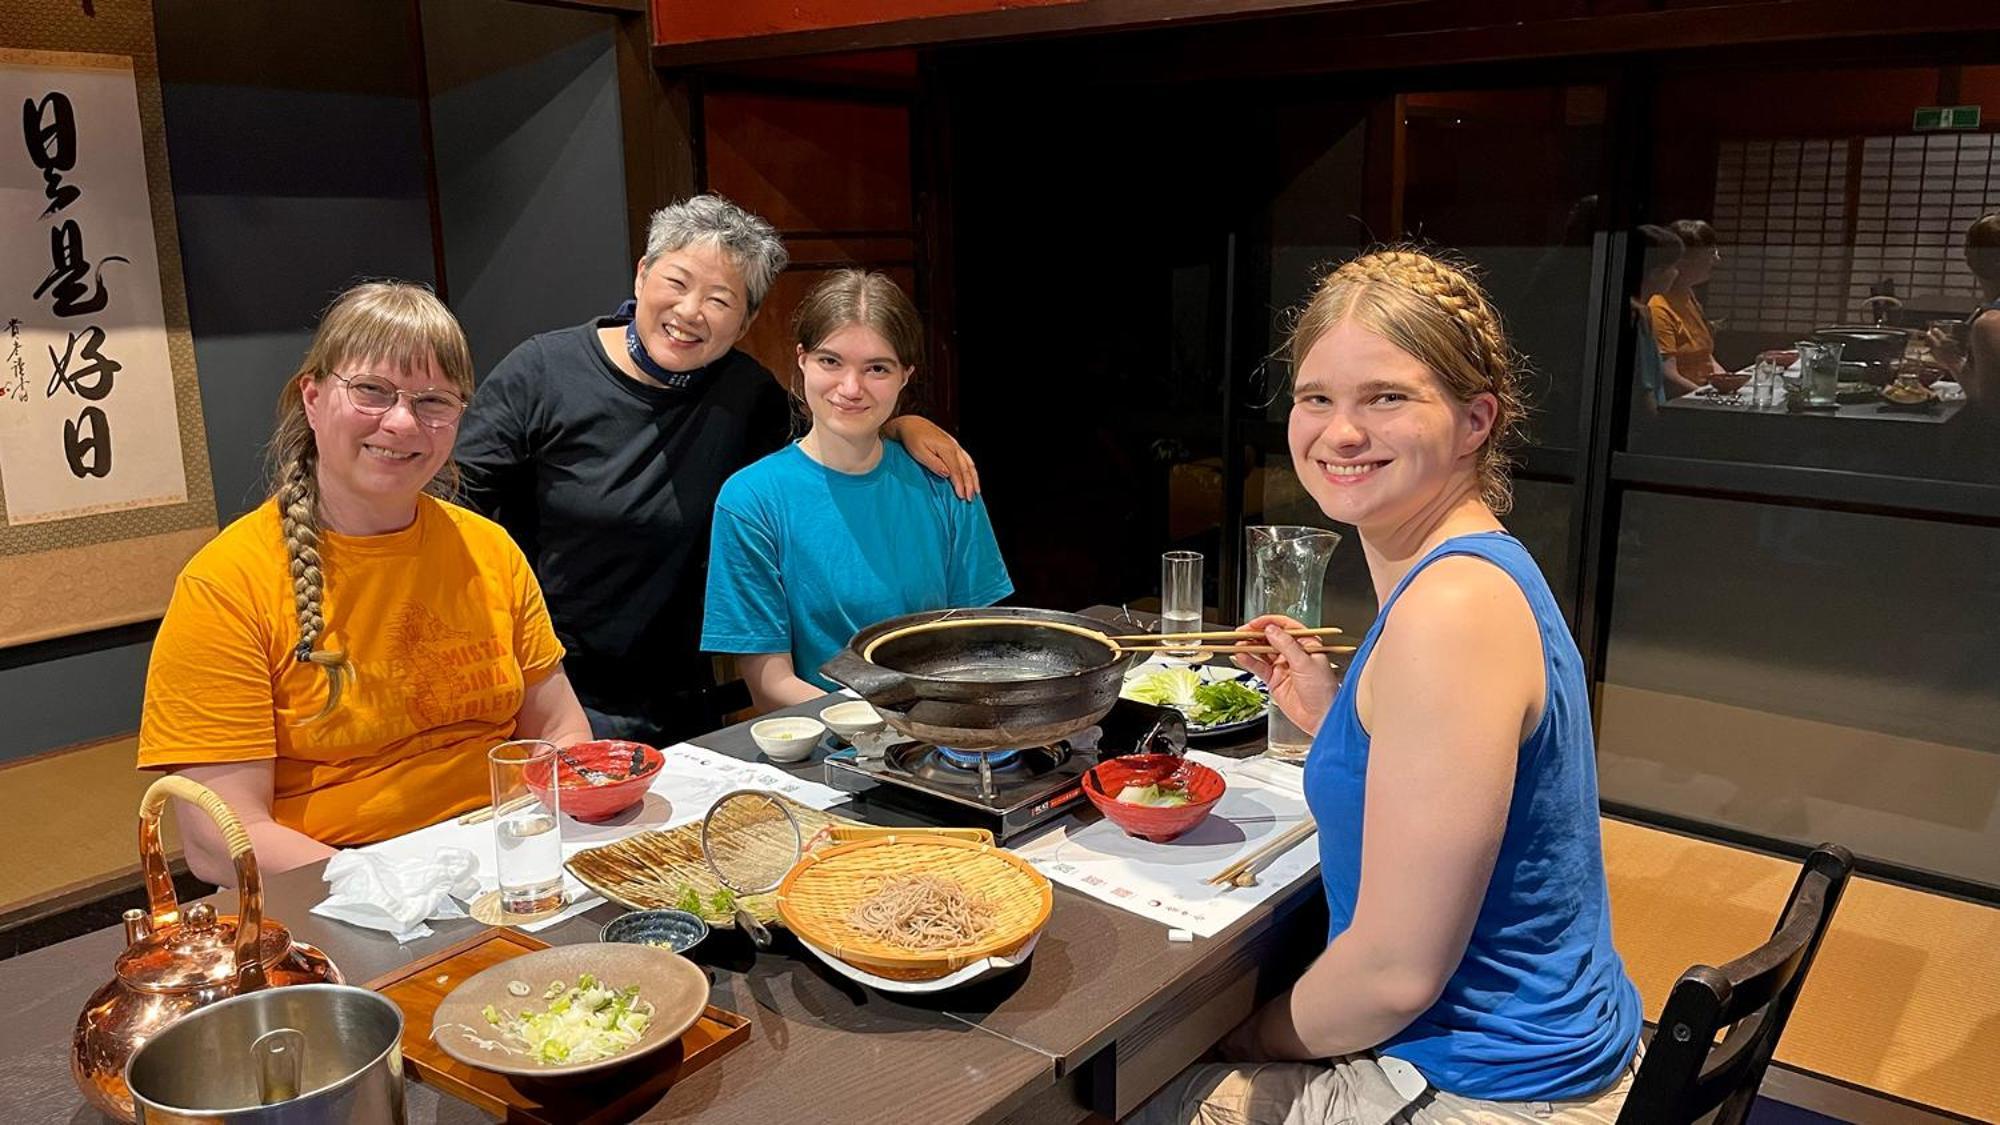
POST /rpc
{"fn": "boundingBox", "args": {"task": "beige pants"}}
[1126,1048,1640,1125]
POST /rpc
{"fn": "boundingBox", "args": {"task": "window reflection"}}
[1631,64,2000,485]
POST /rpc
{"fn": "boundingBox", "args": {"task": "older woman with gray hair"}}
[456,193,978,743]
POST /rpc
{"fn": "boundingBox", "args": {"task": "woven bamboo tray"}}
[565,795,856,928]
[776,835,1052,979]
[565,794,995,930]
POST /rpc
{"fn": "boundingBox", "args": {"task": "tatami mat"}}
[0,737,179,920]
[1604,818,1999,1121]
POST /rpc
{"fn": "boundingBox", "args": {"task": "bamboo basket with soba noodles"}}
[776,834,1052,981]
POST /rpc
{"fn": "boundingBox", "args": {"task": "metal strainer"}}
[698,789,804,947]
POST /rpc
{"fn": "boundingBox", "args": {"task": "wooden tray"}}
[365,928,750,1124]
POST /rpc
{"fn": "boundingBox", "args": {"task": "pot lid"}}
[115,902,296,993]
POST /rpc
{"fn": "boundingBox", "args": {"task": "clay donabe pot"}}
[821,608,1135,750]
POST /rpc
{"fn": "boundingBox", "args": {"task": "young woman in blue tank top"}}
[1135,249,1640,1125]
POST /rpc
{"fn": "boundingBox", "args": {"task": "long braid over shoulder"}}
[276,441,352,720]
[268,280,475,722]
[1287,247,1526,514]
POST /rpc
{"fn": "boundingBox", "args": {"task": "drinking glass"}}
[1797,339,1843,408]
[1160,551,1204,659]
[1751,355,1782,409]
[1243,526,1341,762]
[489,740,564,915]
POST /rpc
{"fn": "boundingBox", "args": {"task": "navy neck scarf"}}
[614,298,713,391]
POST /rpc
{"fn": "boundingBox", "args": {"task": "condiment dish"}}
[752,717,826,763]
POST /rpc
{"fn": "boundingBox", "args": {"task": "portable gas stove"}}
[822,697,1186,841]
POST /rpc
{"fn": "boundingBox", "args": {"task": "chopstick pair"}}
[1114,625,1352,656]
[1120,642,1358,656]
[457,793,537,826]
[1106,626,1345,643]
[1204,819,1318,888]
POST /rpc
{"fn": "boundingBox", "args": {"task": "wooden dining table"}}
[0,607,1330,1124]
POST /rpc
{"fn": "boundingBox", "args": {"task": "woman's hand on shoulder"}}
[1232,613,1338,736]
[885,415,981,500]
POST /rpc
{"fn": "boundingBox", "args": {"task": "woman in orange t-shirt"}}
[1647,218,1729,387]
[139,283,590,885]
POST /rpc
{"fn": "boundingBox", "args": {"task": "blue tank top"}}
[1303,532,1639,1100]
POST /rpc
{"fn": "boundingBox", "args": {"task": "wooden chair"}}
[1618,843,1855,1125]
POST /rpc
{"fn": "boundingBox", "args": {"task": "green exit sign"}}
[1914,105,1981,130]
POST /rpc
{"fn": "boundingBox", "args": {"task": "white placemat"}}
[330,742,847,935]
[1008,751,1320,938]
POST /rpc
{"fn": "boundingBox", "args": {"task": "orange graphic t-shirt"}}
[139,496,565,845]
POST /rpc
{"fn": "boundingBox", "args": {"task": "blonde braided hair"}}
[1287,247,1526,514]
[268,281,475,722]
[276,444,351,719]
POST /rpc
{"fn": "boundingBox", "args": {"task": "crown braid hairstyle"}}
[1286,247,1526,514]
[268,281,475,722]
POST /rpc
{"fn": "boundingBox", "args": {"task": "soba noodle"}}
[846,874,997,950]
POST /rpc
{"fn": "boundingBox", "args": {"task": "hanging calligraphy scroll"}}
[0,0,214,648]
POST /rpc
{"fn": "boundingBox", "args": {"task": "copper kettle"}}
[71,775,342,1121]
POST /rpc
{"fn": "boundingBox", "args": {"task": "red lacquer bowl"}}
[1082,754,1226,843]
[527,740,662,822]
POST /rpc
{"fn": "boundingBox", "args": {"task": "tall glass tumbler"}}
[1798,339,1843,408]
[489,739,565,915]
[1243,525,1342,762]
[1160,551,1204,659]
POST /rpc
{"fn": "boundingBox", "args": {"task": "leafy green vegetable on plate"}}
[1123,666,1267,728]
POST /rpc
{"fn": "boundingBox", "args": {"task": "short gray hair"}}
[642,193,788,311]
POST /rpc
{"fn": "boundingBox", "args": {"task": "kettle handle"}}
[138,775,269,992]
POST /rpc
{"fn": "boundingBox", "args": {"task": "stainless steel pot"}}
[126,984,404,1124]
[820,607,1135,749]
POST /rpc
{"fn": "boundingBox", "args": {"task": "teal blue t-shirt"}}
[701,440,1013,688]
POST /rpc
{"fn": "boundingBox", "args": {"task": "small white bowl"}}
[751,717,826,763]
[819,700,886,742]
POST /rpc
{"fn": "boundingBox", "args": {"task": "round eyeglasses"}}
[330,372,467,429]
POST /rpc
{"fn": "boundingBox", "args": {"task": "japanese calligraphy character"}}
[64,405,111,478]
[45,325,121,401]
[21,92,81,217]
[33,220,127,318]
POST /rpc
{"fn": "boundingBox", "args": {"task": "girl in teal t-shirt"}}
[701,271,1011,712]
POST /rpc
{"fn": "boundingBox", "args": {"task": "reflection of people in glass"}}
[1632,224,1702,404]
[1959,213,2000,397]
[1648,218,1728,387]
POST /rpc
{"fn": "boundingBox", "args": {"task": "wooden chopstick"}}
[457,793,537,826]
[1204,819,1319,886]
[1122,643,1358,656]
[1107,626,1345,642]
